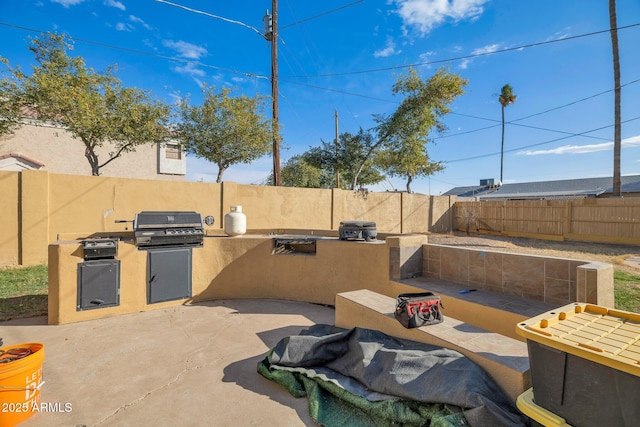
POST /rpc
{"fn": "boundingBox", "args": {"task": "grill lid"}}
[134,211,203,229]
[133,211,204,248]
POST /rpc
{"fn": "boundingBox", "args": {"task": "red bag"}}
[394,292,444,328]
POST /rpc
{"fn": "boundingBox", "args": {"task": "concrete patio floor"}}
[1,299,336,427]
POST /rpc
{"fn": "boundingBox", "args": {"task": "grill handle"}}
[115,219,133,230]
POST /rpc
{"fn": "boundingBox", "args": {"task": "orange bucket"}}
[0,343,45,427]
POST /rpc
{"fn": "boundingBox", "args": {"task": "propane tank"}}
[224,206,246,236]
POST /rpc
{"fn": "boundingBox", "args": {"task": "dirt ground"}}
[426,231,640,274]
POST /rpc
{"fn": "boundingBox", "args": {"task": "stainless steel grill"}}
[133,211,204,248]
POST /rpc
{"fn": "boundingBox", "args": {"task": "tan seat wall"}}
[335,289,531,403]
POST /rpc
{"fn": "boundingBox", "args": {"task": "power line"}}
[282,0,328,78]
[2,20,637,153]
[155,0,364,34]
[155,0,264,38]
[279,78,397,103]
[4,19,638,107]
[435,77,640,141]
[444,116,640,164]
[0,21,267,80]
[283,23,640,78]
[449,112,610,142]
[512,77,640,122]
[280,0,365,30]
[282,77,640,144]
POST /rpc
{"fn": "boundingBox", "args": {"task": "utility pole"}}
[271,0,280,186]
[335,110,340,188]
[263,4,280,185]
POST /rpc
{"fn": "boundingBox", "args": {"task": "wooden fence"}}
[454,198,640,245]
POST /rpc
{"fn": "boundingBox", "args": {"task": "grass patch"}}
[614,270,640,313]
[0,264,48,322]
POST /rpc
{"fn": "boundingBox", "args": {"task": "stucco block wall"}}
[47,173,220,241]
[332,189,402,233]
[47,235,402,324]
[0,171,20,266]
[424,243,613,306]
[387,235,427,280]
[2,171,454,267]
[221,182,333,231]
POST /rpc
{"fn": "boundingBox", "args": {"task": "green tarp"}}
[258,325,529,427]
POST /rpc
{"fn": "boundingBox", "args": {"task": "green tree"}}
[279,155,325,188]
[305,128,385,189]
[375,136,444,193]
[353,67,467,190]
[0,58,23,137]
[16,33,170,175]
[498,83,516,185]
[176,85,272,183]
[609,0,621,196]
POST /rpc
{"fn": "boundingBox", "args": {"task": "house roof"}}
[443,175,640,200]
[0,151,45,171]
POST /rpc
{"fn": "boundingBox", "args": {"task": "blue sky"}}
[1,0,639,195]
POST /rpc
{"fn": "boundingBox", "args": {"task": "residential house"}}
[443,175,640,200]
[0,118,185,180]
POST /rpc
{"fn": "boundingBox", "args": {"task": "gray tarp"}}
[258,324,529,427]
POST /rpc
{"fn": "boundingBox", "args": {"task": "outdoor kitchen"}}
[47,210,404,325]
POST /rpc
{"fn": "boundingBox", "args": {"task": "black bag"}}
[394,292,444,328]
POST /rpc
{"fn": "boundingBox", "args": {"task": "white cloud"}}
[51,0,85,7]
[104,0,125,11]
[545,27,571,42]
[458,43,500,69]
[419,51,436,61]
[518,136,640,156]
[163,40,207,59]
[174,62,206,78]
[168,93,183,106]
[472,43,500,55]
[393,0,489,35]
[130,15,152,30]
[115,22,133,32]
[163,40,208,82]
[374,37,401,58]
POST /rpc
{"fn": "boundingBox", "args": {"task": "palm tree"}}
[499,84,516,185]
[609,0,621,196]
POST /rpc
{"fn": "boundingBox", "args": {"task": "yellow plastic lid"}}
[516,302,640,377]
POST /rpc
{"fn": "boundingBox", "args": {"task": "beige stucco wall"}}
[2,171,453,267]
[400,194,455,233]
[48,235,399,324]
[0,171,20,266]
[47,173,220,242]
[20,171,50,266]
[0,122,184,181]
[333,189,402,233]
[221,182,333,231]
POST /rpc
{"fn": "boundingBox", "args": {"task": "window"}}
[165,144,181,160]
